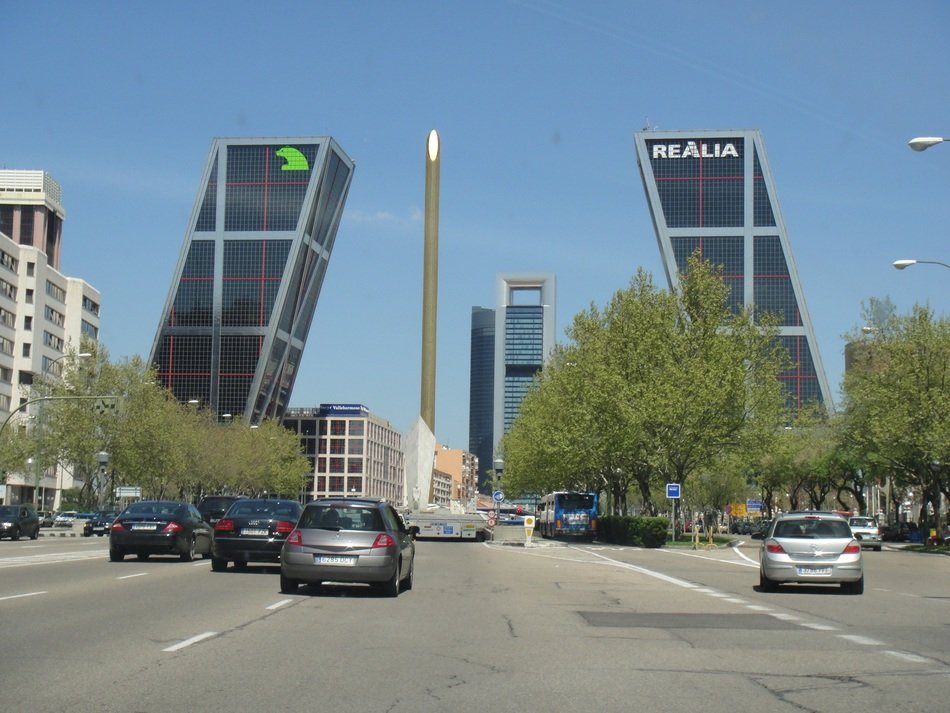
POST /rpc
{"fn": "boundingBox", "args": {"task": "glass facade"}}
[492,274,556,471]
[150,138,354,422]
[635,130,832,413]
[468,307,495,489]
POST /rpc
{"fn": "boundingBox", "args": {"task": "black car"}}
[211,498,302,571]
[83,510,119,537]
[197,495,247,525]
[109,500,213,562]
[0,504,40,540]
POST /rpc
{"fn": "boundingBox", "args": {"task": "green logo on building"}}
[276,146,309,171]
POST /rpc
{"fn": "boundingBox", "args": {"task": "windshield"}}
[0,506,17,517]
[850,518,875,527]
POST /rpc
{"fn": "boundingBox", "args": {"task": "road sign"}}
[666,483,681,499]
[746,499,763,512]
[487,511,497,527]
[492,490,505,503]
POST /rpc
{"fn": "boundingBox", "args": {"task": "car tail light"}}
[275,520,295,535]
[162,521,184,534]
[766,541,785,554]
[111,521,126,532]
[372,533,396,548]
[285,530,302,545]
[214,518,235,532]
[843,542,861,554]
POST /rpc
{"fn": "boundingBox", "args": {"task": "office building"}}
[634,130,833,411]
[434,445,478,508]
[0,170,101,507]
[149,137,354,423]
[282,404,405,505]
[468,306,494,489]
[492,273,556,473]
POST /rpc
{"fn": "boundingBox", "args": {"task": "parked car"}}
[109,500,213,562]
[0,504,40,540]
[53,511,79,527]
[881,521,920,542]
[848,516,883,551]
[40,510,57,527]
[211,498,302,571]
[83,510,120,537]
[197,495,247,526]
[280,497,415,596]
[758,511,863,594]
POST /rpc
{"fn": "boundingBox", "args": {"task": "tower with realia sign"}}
[634,129,832,412]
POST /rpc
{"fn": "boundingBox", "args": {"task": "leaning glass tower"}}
[149,137,354,423]
[634,129,833,412]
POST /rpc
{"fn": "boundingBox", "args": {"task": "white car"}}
[848,516,883,551]
[53,511,78,527]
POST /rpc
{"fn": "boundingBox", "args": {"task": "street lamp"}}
[893,258,950,270]
[908,136,947,152]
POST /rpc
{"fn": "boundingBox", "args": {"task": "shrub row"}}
[598,515,669,548]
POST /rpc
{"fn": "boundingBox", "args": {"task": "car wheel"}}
[234,559,247,569]
[109,549,125,562]
[759,569,778,592]
[211,557,228,572]
[401,557,414,591]
[136,553,150,561]
[874,546,882,552]
[380,561,401,597]
[11,526,20,541]
[842,577,864,595]
[30,526,39,540]
[180,536,196,562]
[280,573,298,593]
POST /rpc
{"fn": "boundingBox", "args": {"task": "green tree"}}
[501,258,788,516]
[841,305,950,531]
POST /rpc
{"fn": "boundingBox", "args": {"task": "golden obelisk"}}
[420,129,439,432]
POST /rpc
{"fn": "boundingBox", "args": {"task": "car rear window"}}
[300,504,384,531]
[774,519,852,538]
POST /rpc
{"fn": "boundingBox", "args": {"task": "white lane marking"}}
[769,612,802,621]
[0,550,108,569]
[192,561,209,567]
[117,572,148,580]
[838,634,885,646]
[724,598,748,604]
[658,548,758,568]
[0,591,47,602]
[882,650,931,663]
[266,599,293,610]
[531,544,938,665]
[801,623,839,631]
[732,547,758,564]
[163,632,217,652]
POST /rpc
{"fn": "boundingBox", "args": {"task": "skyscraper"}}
[149,137,354,423]
[468,306,495,490]
[493,273,556,468]
[634,130,833,411]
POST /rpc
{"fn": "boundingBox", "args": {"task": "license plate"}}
[314,555,357,566]
[131,524,157,531]
[797,566,832,576]
[241,528,268,537]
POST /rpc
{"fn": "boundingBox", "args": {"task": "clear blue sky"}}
[4,1,949,450]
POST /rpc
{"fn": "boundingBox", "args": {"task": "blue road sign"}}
[492,490,505,503]
[666,483,681,499]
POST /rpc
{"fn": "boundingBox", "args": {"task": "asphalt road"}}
[2,535,948,713]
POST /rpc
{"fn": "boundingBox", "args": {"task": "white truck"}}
[403,507,487,541]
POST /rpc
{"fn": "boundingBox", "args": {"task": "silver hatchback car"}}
[280,497,415,597]
[759,512,864,594]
